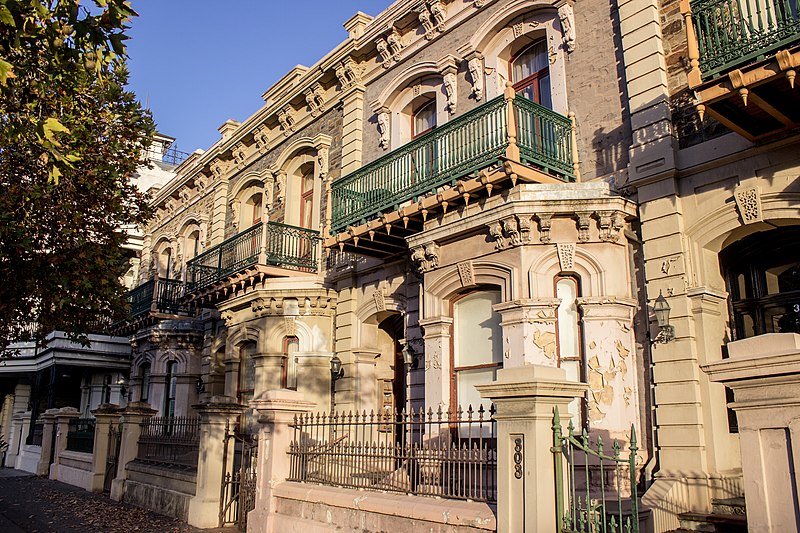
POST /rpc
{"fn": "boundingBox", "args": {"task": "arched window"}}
[245,193,263,228]
[299,172,314,230]
[282,336,299,390]
[721,226,800,340]
[139,363,151,402]
[412,99,437,138]
[157,246,172,278]
[511,41,551,108]
[164,361,177,417]
[556,276,585,427]
[186,229,201,261]
[452,289,503,413]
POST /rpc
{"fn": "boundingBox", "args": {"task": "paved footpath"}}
[0,468,236,533]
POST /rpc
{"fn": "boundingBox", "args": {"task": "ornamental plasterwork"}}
[277,106,296,136]
[501,216,522,246]
[376,38,393,68]
[305,83,325,117]
[317,146,329,180]
[457,260,476,287]
[410,241,440,274]
[229,199,240,230]
[517,214,533,242]
[467,55,484,101]
[275,171,287,205]
[232,142,247,168]
[443,71,458,113]
[377,110,390,149]
[386,28,403,59]
[557,242,576,271]
[597,211,624,242]
[428,0,446,31]
[335,58,362,89]
[733,185,763,224]
[284,316,297,336]
[373,285,387,312]
[250,294,336,318]
[487,220,507,250]
[415,4,436,40]
[558,3,576,53]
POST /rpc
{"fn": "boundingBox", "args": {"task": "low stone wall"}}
[15,444,42,474]
[51,450,93,490]
[269,482,496,533]
[123,460,197,521]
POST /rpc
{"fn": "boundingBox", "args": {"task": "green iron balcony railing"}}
[690,0,800,79]
[186,221,319,292]
[330,95,574,233]
[127,276,185,320]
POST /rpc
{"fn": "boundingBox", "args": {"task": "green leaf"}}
[42,117,70,144]
[0,5,15,27]
[49,165,61,185]
[0,58,14,85]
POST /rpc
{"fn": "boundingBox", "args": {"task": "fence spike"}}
[597,435,604,455]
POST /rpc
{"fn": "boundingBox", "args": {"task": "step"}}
[711,496,746,516]
[678,511,747,533]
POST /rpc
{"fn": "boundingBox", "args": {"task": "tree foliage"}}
[0,0,154,351]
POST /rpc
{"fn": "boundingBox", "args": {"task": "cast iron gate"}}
[219,422,257,530]
[104,422,121,492]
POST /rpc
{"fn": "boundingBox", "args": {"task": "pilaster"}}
[89,404,122,492]
[420,316,453,410]
[340,85,366,175]
[494,299,560,368]
[110,402,157,501]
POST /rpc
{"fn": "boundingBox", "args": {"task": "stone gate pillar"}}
[110,401,157,501]
[49,407,79,481]
[248,389,315,533]
[36,408,59,476]
[89,404,121,492]
[187,396,244,528]
[477,364,588,533]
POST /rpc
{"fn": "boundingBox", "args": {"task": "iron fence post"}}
[552,407,564,533]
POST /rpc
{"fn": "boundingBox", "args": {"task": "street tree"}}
[0,0,154,351]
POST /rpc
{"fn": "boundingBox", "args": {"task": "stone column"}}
[187,396,244,528]
[248,389,315,533]
[702,333,800,533]
[89,404,121,492]
[49,407,79,481]
[6,411,27,468]
[494,299,560,368]
[36,408,59,477]
[110,402,157,501]
[476,365,588,533]
[419,317,453,409]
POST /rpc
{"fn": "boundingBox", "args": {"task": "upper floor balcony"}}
[683,0,800,139]
[186,220,319,304]
[113,276,187,334]
[327,90,577,257]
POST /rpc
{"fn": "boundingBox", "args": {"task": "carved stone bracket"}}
[335,58,362,89]
[305,83,326,117]
[232,142,247,168]
[535,213,553,243]
[410,241,440,274]
[502,216,522,247]
[733,185,763,224]
[277,106,296,136]
[597,210,625,242]
[487,220,507,250]
[377,108,391,149]
[466,53,484,101]
[316,146,329,180]
[254,125,270,154]
[557,2,576,53]
[575,212,592,243]
[439,56,459,114]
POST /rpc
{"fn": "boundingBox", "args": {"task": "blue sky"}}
[126,1,392,154]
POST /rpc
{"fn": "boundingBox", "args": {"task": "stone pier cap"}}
[702,333,800,382]
[476,364,589,401]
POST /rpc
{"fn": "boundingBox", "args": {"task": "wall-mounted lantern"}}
[652,291,675,344]
[330,355,344,381]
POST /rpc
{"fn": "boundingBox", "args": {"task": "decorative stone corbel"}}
[277,106,296,136]
[517,214,533,242]
[376,37,393,68]
[733,185,763,224]
[466,52,484,101]
[424,242,440,270]
[501,216,521,247]
[229,199,241,230]
[254,124,269,153]
[211,160,227,180]
[377,108,391,150]
[575,212,592,243]
[305,83,325,117]
[343,57,362,86]
[597,211,625,242]
[535,213,553,243]
[264,176,275,209]
[232,142,247,167]
[557,2,576,53]
[415,4,436,40]
[386,28,403,60]
[474,0,485,6]
[428,0,446,31]
[220,311,234,327]
[276,171,287,205]
[487,220,507,250]
[439,56,458,114]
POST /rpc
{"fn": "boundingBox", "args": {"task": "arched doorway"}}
[377,314,406,420]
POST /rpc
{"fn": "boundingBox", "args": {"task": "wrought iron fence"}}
[162,145,192,166]
[515,96,575,179]
[66,418,96,453]
[691,0,800,78]
[219,425,258,530]
[288,405,497,502]
[137,416,201,470]
[552,408,640,533]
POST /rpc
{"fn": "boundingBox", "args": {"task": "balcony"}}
[113,276,187,333]
[684,0,800,139]
[186,221,319,303]
[328,92,577,257]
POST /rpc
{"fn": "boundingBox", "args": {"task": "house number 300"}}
[513,437,523,479]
